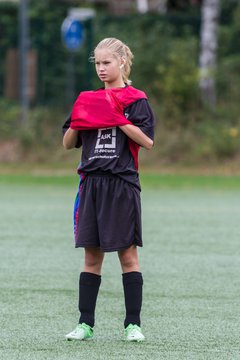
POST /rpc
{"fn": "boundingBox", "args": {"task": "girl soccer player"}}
[63,38,154,342]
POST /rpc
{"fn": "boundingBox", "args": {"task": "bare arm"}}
[63,128,79,149]
[119,124,153,150]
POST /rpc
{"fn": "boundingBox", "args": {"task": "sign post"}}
[61,17,85,105]
[19,0,29,125]
[61,8,95,105]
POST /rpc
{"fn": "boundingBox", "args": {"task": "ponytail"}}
[122,44,133,85]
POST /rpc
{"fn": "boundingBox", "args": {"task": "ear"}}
[120,58,126,69]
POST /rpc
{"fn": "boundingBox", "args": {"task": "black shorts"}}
[74,173,142,252]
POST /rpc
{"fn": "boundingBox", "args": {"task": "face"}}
[94,49,124,88]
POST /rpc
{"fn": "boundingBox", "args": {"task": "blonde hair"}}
[92,38,134,85]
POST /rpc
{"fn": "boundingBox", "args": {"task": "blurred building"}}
[88,0,201,15]
[4,49,37,101]
[61,0,201,15]
[83,0,167,15]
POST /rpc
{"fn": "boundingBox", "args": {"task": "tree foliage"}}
[0,0,240,164]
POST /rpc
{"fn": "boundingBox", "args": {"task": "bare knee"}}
[85,256,100,269]
[84,248,104,275]
[118,246,140,273]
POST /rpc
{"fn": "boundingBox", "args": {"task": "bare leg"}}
[84,247,105,274]
[118,245,140,273]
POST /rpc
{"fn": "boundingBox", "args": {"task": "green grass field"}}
[0,174,240,360]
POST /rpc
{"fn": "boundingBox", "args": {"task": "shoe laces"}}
[77,323,93,336]
[125,324,141,335]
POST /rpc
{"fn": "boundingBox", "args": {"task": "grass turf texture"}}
[0,174,240,359]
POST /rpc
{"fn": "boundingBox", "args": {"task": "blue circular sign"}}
[61,17,84,51]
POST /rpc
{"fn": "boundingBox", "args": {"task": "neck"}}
[104,80,125,89]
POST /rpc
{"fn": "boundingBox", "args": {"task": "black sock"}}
[78,272,101,328]
[122,271,143,328]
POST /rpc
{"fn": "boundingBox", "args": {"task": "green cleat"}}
[125,324,145,342]
[65,323,93,341]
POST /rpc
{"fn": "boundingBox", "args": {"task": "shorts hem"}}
[75,242,143,253]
